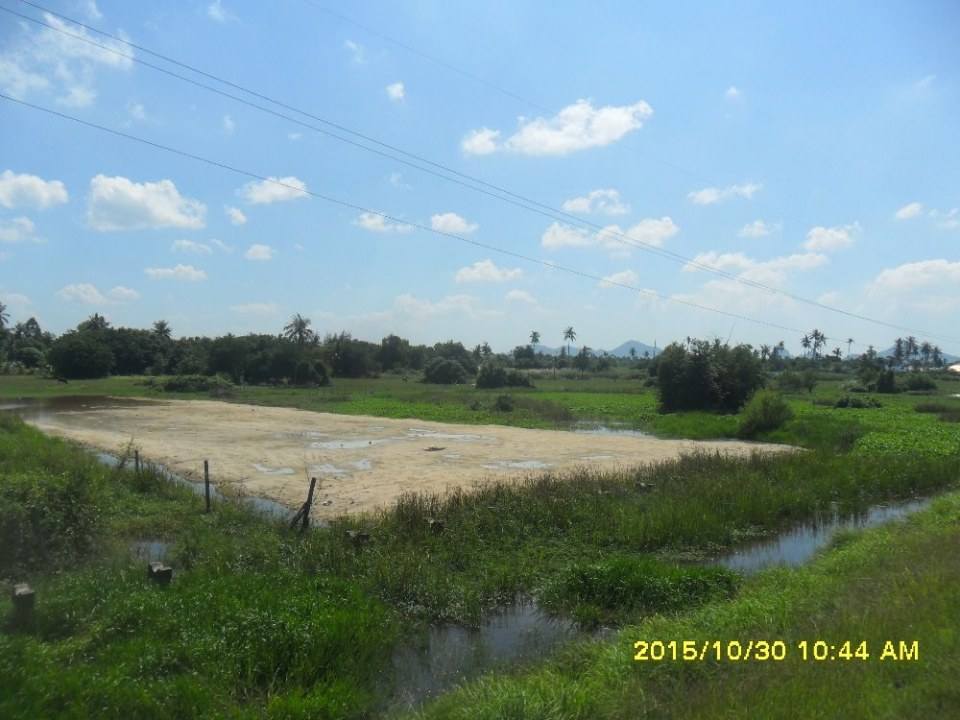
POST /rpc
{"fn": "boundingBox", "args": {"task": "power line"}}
[3,2,955,345]
[1,92,811,337]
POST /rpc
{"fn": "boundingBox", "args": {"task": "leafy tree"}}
[656,340,765,413]
[476,362,532,389]
[573,346,592,375]
[48,332,114,379]
[78,313,111,333]
[152,320,172,341]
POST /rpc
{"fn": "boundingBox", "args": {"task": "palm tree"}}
[563,326,577,356]
[846,337,854,359]
[283,313,315,345]
[152,320,172,341]
[760,344,771,362]
[0,301,8,333]
[801,334,811,358]
[481,341,492,358]
[529,330,540,348]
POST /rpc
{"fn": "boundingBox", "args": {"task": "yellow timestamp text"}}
[633,639,919,663]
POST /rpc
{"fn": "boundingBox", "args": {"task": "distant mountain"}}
[607,340,661,358]
[531,340,660,358]
[878,346,959,364]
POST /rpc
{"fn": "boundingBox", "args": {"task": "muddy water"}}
[716,498,930,573]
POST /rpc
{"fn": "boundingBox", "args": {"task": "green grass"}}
[407,491,960,720]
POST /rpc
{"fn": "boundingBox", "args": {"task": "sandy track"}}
[29,398,789,518]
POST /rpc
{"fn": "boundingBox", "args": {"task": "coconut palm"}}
[529,330,540,348]
[283,313,315,345]
[846,337,854,359]
[152,320,172,341]
[801,334,811,358]
[563,326,577,356]
[0,301,9,333]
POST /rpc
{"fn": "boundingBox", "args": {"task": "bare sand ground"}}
[28,398,790,518]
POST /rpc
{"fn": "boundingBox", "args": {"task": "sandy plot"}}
[27,398,790,518]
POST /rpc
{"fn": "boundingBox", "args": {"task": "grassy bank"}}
[408,490,960,720]
[2,411,958,717]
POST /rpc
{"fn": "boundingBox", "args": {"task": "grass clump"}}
[540,555,738,626]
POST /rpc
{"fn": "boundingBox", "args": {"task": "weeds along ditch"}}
[2,413,959,718]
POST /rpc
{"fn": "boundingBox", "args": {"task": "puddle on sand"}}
[716,498,931,573]
[252,463,296,476]
[384,601,584,712]
[581,454,615,461]
[571,420,651,438]
[130,539,169,562]
[406,428,483,442]
[482,460,552,470]
[1,395,165,425]
[310,463,347,476]
[310,437,396,449]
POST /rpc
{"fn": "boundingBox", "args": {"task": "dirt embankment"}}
[29,398,790,518]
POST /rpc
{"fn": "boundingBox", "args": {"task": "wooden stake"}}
[301,477,317,532]
[134,449,140,475]
[204,460,211,513]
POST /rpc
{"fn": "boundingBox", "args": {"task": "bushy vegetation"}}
[833,395,882,409]
[657,340,765,413]
[776,369,817,393]
[475,363,533,389]
[422,357,468,384]
[157,374,235,394]
[900,373,938,392]
[737,390,793,438]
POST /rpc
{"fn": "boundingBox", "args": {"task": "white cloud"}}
[244,243,274,261]
[231,302,279,316]
[0,170,69,209]
[210,238,234,254]
[393,293,499,320]
[738,219,777,238]
[386,81,405,102]
[687,182,762,205]
[57,283,105,305]
[107,286,139,302]
[455,259,523,284]
[505,289,536,304]
[0,11,134,107]
[127,101,146,121]
[561,188,629,216]
[915,74,936,91]
[354,212,413,234]
[461,128,501,156]
[725,86,741,100]
[388,172,411,190]
[344,39,365,64]
[238,176,308,204]
[225,206,247,225]
[83,1,103,20]
[207,1,231,22]
[288,132,302,141]
[431,212,478,235]
[542,217,678,253]
[463,99,653,156]
[0,291,30,308]
[0,217,41,244]
[57,282,138,305]
[145,264,207,281]
[87,175,206,231]
[871,259,960,291]
[930,207,959,230]
[683,250,828,285]
[803,222,860,251]
[222,114,235,134]
[894,202,923,220]
[599,269,640,288]
[171,239,212,255]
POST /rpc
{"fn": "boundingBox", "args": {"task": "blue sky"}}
[0,0,957,354]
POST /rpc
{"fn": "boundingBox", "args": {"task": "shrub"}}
[475,363,533,389]
[292,359,331,387]
[776,369,817,394]
[737,390,793,438]
[900,374,937,392]
[874,369,897,393]
[421,357,467,384]
[493,394,515,412]
[161,374,235,396]
[47,331,114,379]
[914,402,950,414]
[657,340,765,413]
[834,395,882,409]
